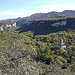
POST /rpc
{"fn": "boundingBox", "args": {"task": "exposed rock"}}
[6,23,16,28]
[6,24,11,27]
[0,27,3,31]
[12,22,16,27]
[51,21,67,27]
[40,21,44,24]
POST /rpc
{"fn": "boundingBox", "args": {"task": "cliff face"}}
[51,21,67,27]
[0,27,3,31]
[18,17,75,35]
[29,18,75,27]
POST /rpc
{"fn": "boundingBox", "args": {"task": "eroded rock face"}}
[12,22,16,27]
[6,24,12,27]
[0,27,3,31]
[6,23,16,28]
[51,21,67,27]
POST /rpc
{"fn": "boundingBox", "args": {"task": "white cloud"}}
[35,3,75,12]
[14,0,24,2]
[35,1,54,3]
[0,10,37,19]
[34,0,66,3]
[0,11,24,16]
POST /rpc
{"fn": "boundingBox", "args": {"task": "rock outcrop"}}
[51,21,67,27]
[6,22,16,28]
[0,27,3,31]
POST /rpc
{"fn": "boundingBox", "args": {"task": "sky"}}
[0,0,75,20]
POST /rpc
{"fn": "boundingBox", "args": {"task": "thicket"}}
[0,18,75,75]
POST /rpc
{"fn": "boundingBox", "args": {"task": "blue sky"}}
[0,0,75,20]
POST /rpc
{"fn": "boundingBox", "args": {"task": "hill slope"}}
[0,25,75,75]
[0,16,75,75]
[0,10,75,26]
[18,17,75,35]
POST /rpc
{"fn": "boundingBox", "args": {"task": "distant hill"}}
[0,17,21,25]
[0,10,75,26]
[18,17,75,35]
[24,10,75,20]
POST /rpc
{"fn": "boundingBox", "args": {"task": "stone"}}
[0,27,3,31]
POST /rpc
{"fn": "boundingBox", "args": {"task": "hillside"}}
[12,10,75,26]
[0,17,75,75]
[0,10,75,26]
[25,10,75,20]
[18,17,75,35]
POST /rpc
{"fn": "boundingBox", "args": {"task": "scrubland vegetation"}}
[0,17,75,75]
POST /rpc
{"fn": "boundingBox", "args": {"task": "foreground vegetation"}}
[0,27,75,75]
[0,17,75,75]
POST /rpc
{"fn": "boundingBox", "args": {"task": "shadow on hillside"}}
[17,24,75,35]
[16,17,75,35]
